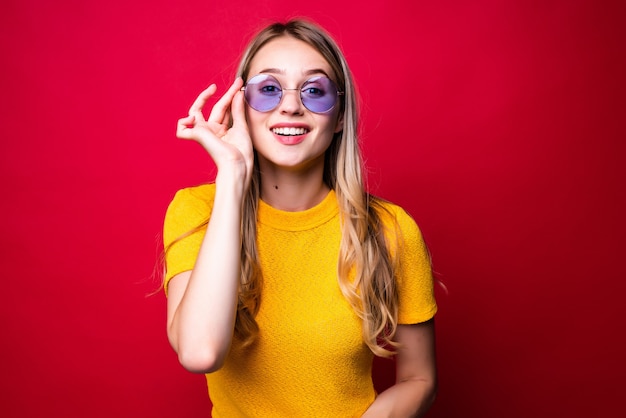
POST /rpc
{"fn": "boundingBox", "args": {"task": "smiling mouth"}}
[271,127,309,136]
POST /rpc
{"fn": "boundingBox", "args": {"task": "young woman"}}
[163,19,438,417]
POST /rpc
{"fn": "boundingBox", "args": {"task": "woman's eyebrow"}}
[258,67,284,75]
[258,68,331,78]
[303,68,331,77]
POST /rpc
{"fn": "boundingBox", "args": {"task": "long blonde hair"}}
[168,19,401,357]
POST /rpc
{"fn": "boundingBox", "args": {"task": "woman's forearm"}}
[362,321,438,417]
[362,378,437,418]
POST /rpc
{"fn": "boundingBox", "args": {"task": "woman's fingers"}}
[177,79,248,145]
[208,78,244,125]
[188,84,218,119]
[230,89,247,131]
[176,115,197,139]
[178,114,195,127]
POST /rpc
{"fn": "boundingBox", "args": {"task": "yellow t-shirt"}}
[163,184,437,418]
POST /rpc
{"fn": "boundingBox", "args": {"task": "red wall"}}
[1,1,624,417]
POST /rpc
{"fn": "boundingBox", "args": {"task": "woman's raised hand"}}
[176,78,253,187]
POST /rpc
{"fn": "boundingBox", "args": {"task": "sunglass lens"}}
[301,77,338,113]
[244,74,282,112]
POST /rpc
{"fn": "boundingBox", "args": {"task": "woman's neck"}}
[258,161,330,212]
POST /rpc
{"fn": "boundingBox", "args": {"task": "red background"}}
[1,1,624,417]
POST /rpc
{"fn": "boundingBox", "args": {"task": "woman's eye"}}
[303,87,324,97]
[260,85,281,95]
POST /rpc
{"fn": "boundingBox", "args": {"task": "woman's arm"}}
[362,319,437,418]
[166,79,254,374]
[166,178,244,373]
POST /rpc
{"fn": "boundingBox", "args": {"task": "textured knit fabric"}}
[163,183,437,418]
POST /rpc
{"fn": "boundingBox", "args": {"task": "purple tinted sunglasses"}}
[242,74,344,113]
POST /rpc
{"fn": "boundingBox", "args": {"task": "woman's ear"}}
[334,112,344,133]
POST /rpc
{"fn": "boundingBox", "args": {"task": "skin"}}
[166,35,437,417]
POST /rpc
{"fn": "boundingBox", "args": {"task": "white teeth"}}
[272,127,308,136]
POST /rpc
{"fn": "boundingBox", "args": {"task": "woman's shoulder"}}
[171,183,216,203]
[370,195,420,231]
[168,183,216,209]
[165,183,216,224]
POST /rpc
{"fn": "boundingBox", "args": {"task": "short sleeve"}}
[387,206,437,324]
[162,184,215,293]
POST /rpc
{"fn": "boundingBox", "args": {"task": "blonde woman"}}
[164,19,438,417]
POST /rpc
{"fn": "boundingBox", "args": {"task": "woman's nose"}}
[278,89,304,114]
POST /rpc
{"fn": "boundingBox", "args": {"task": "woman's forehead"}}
[248,36,332,78]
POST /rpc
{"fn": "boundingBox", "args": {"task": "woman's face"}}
[244,36,343,174]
